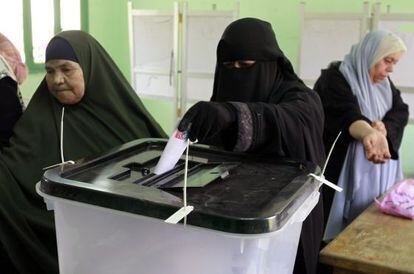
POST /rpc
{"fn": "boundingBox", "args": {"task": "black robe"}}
[0,77,22,147]
[206,18,326,274]
[313,61,409,221]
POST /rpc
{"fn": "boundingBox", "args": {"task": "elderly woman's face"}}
[45,59,85,104]
[369,51,404,84]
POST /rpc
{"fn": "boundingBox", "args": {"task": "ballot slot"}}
[137,160,197,187]
[59,140,242,189]
[110,156,239,189]
[107,157,159,182]
[60,146,163,183]
[142,162,239,188]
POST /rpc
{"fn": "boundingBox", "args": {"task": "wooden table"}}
[320,203,414,274]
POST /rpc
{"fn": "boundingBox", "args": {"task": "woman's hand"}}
[372,120,387,136]
[362,130,391,164]
[178,101,237,142]
[349,120,391,164]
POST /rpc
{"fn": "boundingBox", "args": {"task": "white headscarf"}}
[0,32,28,85]
[324,30,406,241]
[340,30,406,120]
[372,32,407,68]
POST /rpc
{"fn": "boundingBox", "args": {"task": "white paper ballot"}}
[154,129,189,175]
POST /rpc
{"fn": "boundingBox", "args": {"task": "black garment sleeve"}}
[231,86,325,167]
[382,79,409,159]
[0,77,22,147]
[313,62,371,149]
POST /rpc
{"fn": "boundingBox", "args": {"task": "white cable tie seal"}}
[308,131,343,192]
[60,106,65,163]
[308,173,343,192]
[43,160,75,171]
[164,136,197,224]
[165,205,194,224]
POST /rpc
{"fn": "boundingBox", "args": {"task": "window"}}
[0,0,88,72]
[61,0,81,30]
[30,0,55,63]
[0,0,25,60]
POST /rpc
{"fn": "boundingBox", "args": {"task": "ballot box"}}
[37,138,320,274]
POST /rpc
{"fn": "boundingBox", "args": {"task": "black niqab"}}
[212,18,301,103]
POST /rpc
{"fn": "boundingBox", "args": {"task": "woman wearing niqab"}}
[0,30,165,273]
[179,18,325,274]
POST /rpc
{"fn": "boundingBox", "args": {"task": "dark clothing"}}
[313,61,409,220]
[218,73,325,274]
[213,18,301,103]
[0,31,166,274]
[45,36,78,63]
[209,18,325,274]
[0,77,22,147]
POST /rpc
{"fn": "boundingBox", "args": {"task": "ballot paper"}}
[153,129,189,175]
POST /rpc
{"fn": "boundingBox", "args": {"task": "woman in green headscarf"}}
[0,30,166,273]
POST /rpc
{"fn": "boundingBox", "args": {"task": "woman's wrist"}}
[349,120,376,140]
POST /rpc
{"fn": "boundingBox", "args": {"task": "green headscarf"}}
[0,30,166,273]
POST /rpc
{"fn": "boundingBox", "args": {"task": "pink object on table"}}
[375,178,414,220]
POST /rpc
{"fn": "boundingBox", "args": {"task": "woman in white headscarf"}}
[314,30,409,241]
[0,33,28,147]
